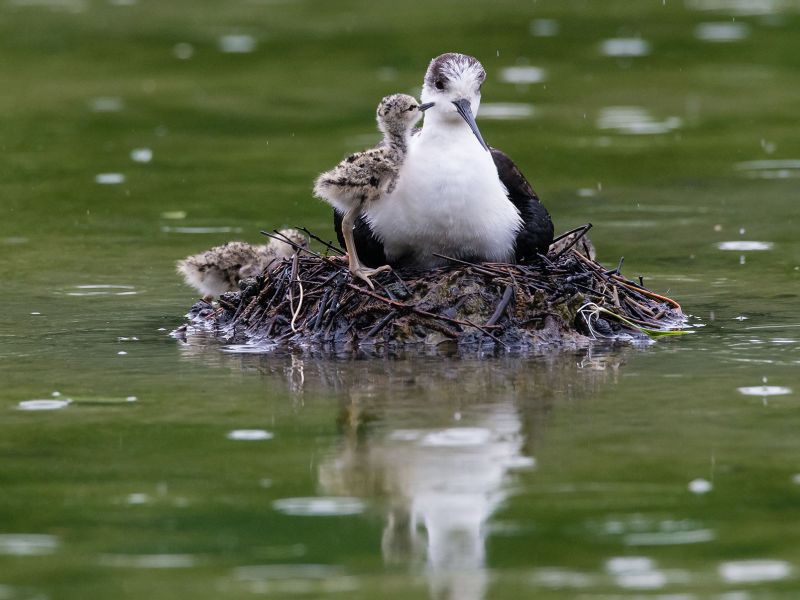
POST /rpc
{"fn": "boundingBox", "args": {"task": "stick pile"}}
[180,226,687,351]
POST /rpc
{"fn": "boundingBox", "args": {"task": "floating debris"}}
[174,226,687,353]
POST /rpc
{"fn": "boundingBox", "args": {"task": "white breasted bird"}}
[314,93,433,288]
[176,228,306,300]
[333,53,554,269]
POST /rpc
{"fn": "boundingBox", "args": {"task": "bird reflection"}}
[175,340,627,600]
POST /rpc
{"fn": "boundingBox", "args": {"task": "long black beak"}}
[419,102,435,112]
[452,98,490,152]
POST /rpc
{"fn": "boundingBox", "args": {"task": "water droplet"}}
[227,429,274,441]
[18,399,70,411]
[273,497,366,516]
[117,351,127,356]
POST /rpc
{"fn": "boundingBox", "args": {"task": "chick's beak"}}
[419,102,435,112]
[452,98,490,152]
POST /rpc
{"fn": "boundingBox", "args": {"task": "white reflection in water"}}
[64,284,137,297]
[161,226,243,234]
[219,34,257,54]
[600,38,651,57]
[95,173,125,185]
[18,399,70,411]
[716,241,773,251]
[735,159,800,179]
[737,385,791,396]
[0,534,59,555]
[272,497,366,516]
[98,553,198,568]
[130,147,152,163]
[688,478,713,494]
[695,21,751,41]
[597,107,682,135]
[685,0,786,15]
[478,103,535,120]
[227,429,274,441]
[719,560,792,583]
[89,96,123,112]
[530,19,560,37]
[319,399,528,600]
[498,66,546,84]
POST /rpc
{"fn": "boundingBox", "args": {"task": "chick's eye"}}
[435,79,445,91]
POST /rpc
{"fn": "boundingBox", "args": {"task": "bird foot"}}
[351,265,392,290]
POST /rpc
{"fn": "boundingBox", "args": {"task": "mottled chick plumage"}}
[313,93,429,287]
[177,228,306,299]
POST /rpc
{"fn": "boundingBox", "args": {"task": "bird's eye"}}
[435,79,445,91]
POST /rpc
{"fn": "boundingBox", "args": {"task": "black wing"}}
[490,147,554,262]
[333,209,387,268]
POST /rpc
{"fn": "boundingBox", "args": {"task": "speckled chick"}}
[313,94,432,288]
[176,228,306,299]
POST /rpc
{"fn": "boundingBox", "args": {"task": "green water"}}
[2,0,800,597]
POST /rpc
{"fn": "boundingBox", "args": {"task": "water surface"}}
[2,0,800,598]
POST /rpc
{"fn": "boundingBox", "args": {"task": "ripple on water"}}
[227,429,274,441]
[64,284,137,297]
[89,96,123,112]
[685,0,784,16]
[273,497,366,516]
[161,226,242,234]
[529,18,559,37]
[600,38,651,57]
[18,399,70,411]
[719,560,792,583]
[717,241,773,251]
[597,107,682,135]
[735,159,800,179]
[130,148,152,163]
[499,66,546,84]
[738,385,792,396]
[218,34,257,53]
[478,103,535,120]
[98,554,198,568]
[95,173,125,185]
[695,21,751,41]
[0,534,59,556]
[221,343,278,354]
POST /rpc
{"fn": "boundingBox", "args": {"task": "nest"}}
[176,225,687,352]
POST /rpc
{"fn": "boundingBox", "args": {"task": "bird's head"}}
[420,52,489,151]
[376,93,434,139]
